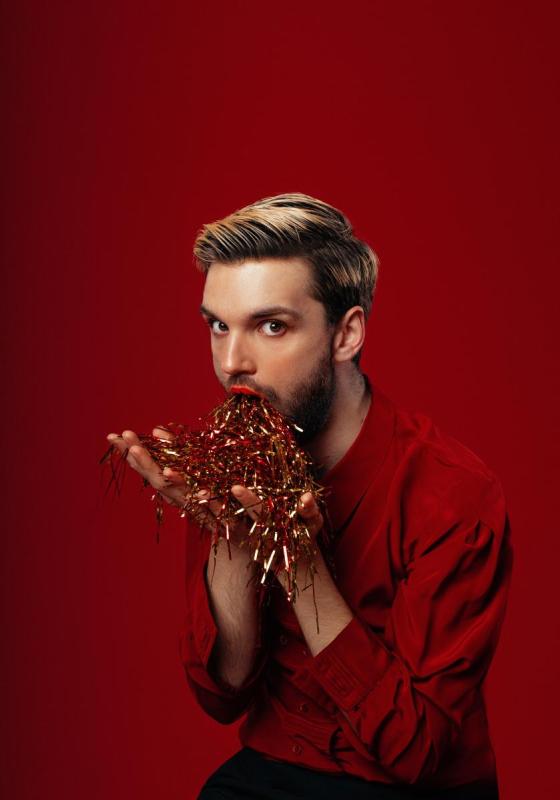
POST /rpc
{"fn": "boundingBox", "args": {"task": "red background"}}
[3,2,559,798]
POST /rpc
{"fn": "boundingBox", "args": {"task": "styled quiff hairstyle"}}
[193,192,379,367]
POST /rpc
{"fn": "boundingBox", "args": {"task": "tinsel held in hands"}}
[100,387,331,615]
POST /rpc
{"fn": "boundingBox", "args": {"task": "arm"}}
[179,527,269,724]
[204,535,262,689]
[103,429,269,725]
[179,494,270,725]
[281,480,514,784]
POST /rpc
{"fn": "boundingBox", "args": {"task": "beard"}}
[283,348,336,446]
[221,341,336,446]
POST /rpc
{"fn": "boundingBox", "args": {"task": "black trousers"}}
[196,746,499,799]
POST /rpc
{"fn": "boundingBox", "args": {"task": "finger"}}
[120,431,144,466]
[297,492,323,534]
[107,432,190,511]
[124,439,178,497]
[298,492,316,513]
[106,433,128,457]
[106,431,153,476]
[122,429,142,447]
[197,488,232,522]
[189,489,240,519]
[153,426,175,441]
[230,485,263,520]
[162,466,183,484]
[127,443,155,472]
[192,489,222,532]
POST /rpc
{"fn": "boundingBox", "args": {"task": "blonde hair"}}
[193,192,379,366]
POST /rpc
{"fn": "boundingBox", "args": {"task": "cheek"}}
[209,342,223,369]
[261,328,325,356]
[258,337,329,390]
[256,343,306,377]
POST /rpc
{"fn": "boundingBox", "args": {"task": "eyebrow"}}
[199,304,303,321]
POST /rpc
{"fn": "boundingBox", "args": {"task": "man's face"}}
[200,257,336,444]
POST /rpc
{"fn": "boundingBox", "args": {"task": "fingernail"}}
[231,486,243,496]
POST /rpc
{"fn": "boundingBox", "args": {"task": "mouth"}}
[230,384,266,400]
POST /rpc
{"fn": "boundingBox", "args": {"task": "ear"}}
[331,306,366,364]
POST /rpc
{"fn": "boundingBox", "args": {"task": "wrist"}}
[276,547,322,592]
[206,538,260,586]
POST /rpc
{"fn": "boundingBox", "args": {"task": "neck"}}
[305,368,372,479]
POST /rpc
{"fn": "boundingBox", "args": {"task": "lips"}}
[230,385,266,399]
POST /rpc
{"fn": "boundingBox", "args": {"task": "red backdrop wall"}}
[3,2,559,798]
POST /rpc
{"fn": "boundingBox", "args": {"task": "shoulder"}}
[385,398,507,533]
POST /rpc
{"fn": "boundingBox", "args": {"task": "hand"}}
[221,486,325,560]
[106,427,190,508]
[198,482,269,549]
[274,491,325,591]
[105,429,265,546]
[295,491,324,546]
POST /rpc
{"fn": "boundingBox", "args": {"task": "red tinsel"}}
[100,389,332,618]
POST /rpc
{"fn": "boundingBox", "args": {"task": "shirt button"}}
[292,743,303,755]
[302,648,308,656]
[298,702,309,713]
[279,634,288,645]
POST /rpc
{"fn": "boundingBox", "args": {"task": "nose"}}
[219,332,256,377]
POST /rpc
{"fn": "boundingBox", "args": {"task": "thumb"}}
[298,492,318,516]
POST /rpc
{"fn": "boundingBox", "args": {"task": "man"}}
[107,193,513,799]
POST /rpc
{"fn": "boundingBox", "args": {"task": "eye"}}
[260,319,286,336]
[206,318,228,335]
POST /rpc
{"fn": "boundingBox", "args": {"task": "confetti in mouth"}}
[100,389,333,630]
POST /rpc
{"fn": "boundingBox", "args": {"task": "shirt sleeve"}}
[306,476,514,784]
[178,519,269,725]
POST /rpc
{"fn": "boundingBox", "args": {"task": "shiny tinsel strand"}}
[100,389,331,625]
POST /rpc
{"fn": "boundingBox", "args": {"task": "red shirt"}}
[179,378,513,790]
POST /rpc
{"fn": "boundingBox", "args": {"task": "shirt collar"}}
[318,374,396,535]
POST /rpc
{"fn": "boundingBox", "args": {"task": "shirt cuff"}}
[307,615,395,711]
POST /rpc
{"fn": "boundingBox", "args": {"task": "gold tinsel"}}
[101,388,332,628]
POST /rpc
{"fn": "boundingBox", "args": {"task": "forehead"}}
[201,257,323,319]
